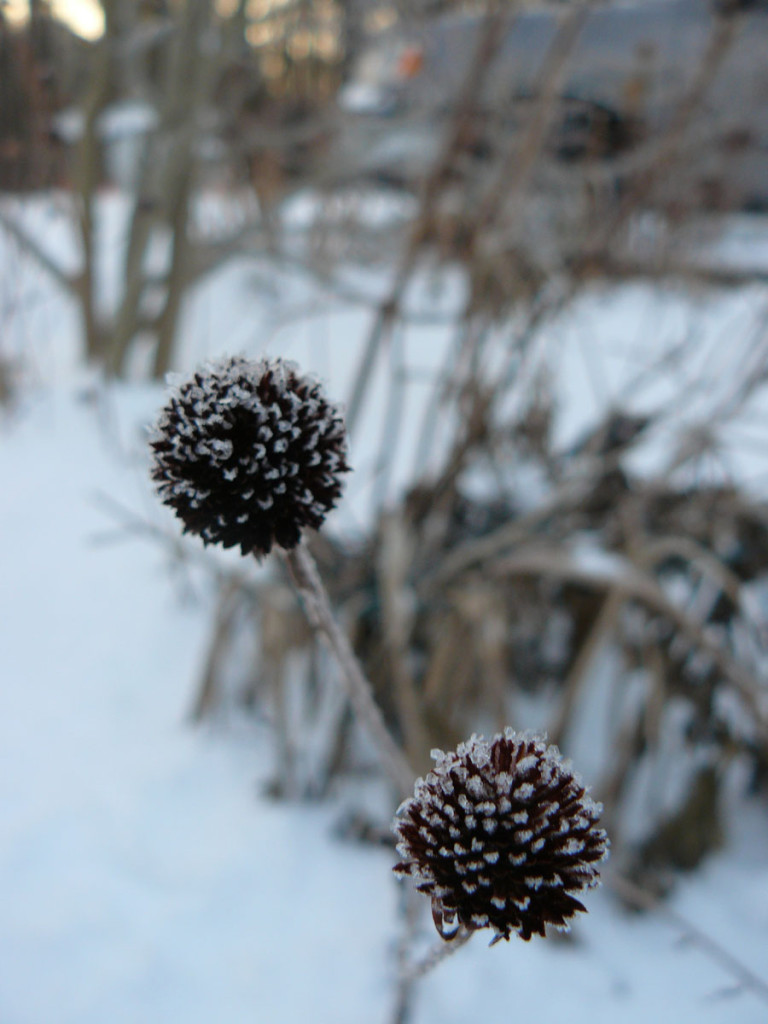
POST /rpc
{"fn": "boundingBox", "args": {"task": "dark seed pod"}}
[393,729,609,942]
[150,356,350,557]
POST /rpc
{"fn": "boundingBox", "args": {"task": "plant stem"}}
[281,542,415,798]
[392,928,473,1024]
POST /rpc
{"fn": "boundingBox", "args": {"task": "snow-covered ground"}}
[1,193,768,1023]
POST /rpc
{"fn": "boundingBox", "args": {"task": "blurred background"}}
[1,1,768,1022]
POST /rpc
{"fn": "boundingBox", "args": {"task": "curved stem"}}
[392,928,473,1024]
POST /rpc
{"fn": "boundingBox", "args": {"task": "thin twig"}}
[550,587,623,747]
[345,5,506,434]
[491,546,768,737]
[475,1,593,230]
[0,206,75,291]
[610,873,768,1007]
[584,10,738,264]
[282,542,414,798]
[407,928,473,983]
[392,926,473,1024]
[377,511,431,774]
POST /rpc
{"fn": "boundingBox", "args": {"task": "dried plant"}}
[149,356,350,556]
[149,353,414,795]
[393,730,608,943]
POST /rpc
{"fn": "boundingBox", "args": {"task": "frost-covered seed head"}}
[392,729,609,943]
[150,356,350,556]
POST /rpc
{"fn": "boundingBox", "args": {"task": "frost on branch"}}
[393,729,609,942]
[150,356,350,556]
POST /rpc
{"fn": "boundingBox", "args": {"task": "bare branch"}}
[610,874,768,1007]
[0,206,75,291]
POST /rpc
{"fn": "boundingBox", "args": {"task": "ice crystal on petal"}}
[562,838,586,855]
[392,730,609,942]
[150,356,350,556]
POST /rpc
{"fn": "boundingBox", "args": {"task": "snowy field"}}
[1,193,768,1023]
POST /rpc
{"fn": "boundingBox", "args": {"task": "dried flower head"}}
[393,729,608,942]
[150,356,350,556]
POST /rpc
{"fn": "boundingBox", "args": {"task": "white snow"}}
[0,191,767,1023]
